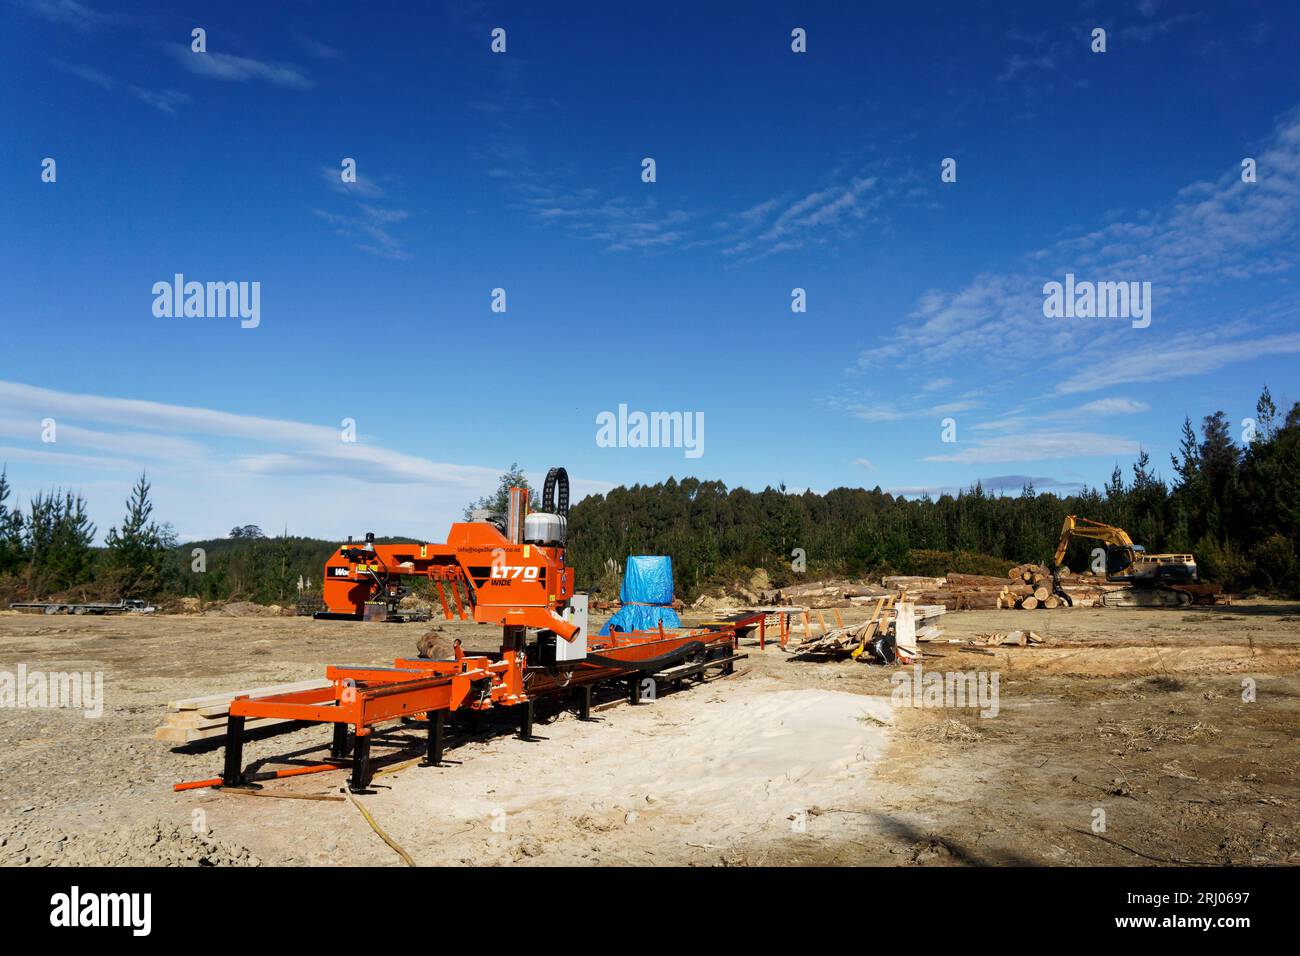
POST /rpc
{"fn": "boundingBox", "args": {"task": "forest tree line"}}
[0,473,333,606]
[1,387,1296,604]
[565,387,1300,598]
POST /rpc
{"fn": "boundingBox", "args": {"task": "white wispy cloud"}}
[972,396,1152,433]
[923,430,1141,464]
[165,43,313,91]
[294,32,344,62]
[16,0,126,32]
[830,393,978,424]
[0,381,612,541]
[1122,12,1204,44]
[1076,397,1151,415]
[314,167,413,260]
[1055,329,1300,396]
[503,166,696,254]
[51,58,114,90]
[853,106,1300,397]
[716,175,887,262]
[130,86,190,114]
[52,58,187,114]
[997,36,1067,85]
[488,137,900,262]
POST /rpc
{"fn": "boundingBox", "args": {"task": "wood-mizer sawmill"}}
[177,468,757,794]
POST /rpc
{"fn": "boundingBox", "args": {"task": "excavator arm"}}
[1052,515,1135,569]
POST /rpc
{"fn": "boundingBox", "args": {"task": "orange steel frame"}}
[319,519,580,638]
[205,512,753,793]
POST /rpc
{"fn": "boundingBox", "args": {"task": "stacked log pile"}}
[755,569,1125,612]
[997,563,1117,609]
[760,580,891,609]
[999,564,1058,610]
[901,573,1013,610]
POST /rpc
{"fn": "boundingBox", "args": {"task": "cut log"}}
[945,573,1013,588]
[1020,596,1039,610]
[1043,595,1061,609]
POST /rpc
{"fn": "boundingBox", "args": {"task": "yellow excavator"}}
[1050,515,1208,607]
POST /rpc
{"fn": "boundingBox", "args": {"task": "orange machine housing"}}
[321,519,578,639]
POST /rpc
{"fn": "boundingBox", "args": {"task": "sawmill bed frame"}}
[211,616,759,794]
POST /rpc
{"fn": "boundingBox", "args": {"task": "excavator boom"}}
[1052,514,1197,585]
[1052,515,1134,568]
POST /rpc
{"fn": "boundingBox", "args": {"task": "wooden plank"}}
[168,678,331,712]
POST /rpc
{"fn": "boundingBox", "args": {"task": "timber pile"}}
[997,563,1117,609]
[790,597,945,660]
[902,572,1012,611]
[154,678,331,745]
[881,575,946,591]
[761,580,891,609]
[999,563,1060,610]
[758,568,1124,612]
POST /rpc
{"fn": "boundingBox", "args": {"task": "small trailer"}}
[10,598,157,615]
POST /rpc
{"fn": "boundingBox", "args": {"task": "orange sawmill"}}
[179,467,757,794]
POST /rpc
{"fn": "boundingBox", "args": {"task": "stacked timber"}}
[999,563,1058,609]
[881,575,946,591]
[904,572,1012,611]
[760,569,1124,612]
[790,598,944,660]
[761,580,891,609]
[997,564,1119,609]
[154,678,331,745]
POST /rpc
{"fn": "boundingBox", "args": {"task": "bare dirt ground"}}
[0,601,1296,866]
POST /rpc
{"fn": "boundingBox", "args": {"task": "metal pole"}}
[424,710,445,766]
[349,733,371,792]
[221,715,246,787]
[518,699,534,740]
[331,721,350,759]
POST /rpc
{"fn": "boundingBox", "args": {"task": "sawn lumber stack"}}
[154,679,331,744]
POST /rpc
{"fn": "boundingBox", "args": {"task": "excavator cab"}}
[1105,544,1137,575]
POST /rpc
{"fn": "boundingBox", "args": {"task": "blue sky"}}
[1,0,1298,542]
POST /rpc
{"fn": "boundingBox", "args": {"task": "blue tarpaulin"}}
[621,555,675,605]
[599,555,681,635]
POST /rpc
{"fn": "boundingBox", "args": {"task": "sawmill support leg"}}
[629,677,643,705]
[423,710,445,766]
[577,684,592,721]
[331,721,351,760]
[518,699,534,741]
[221,715,246,787]
[349,734,372,792]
